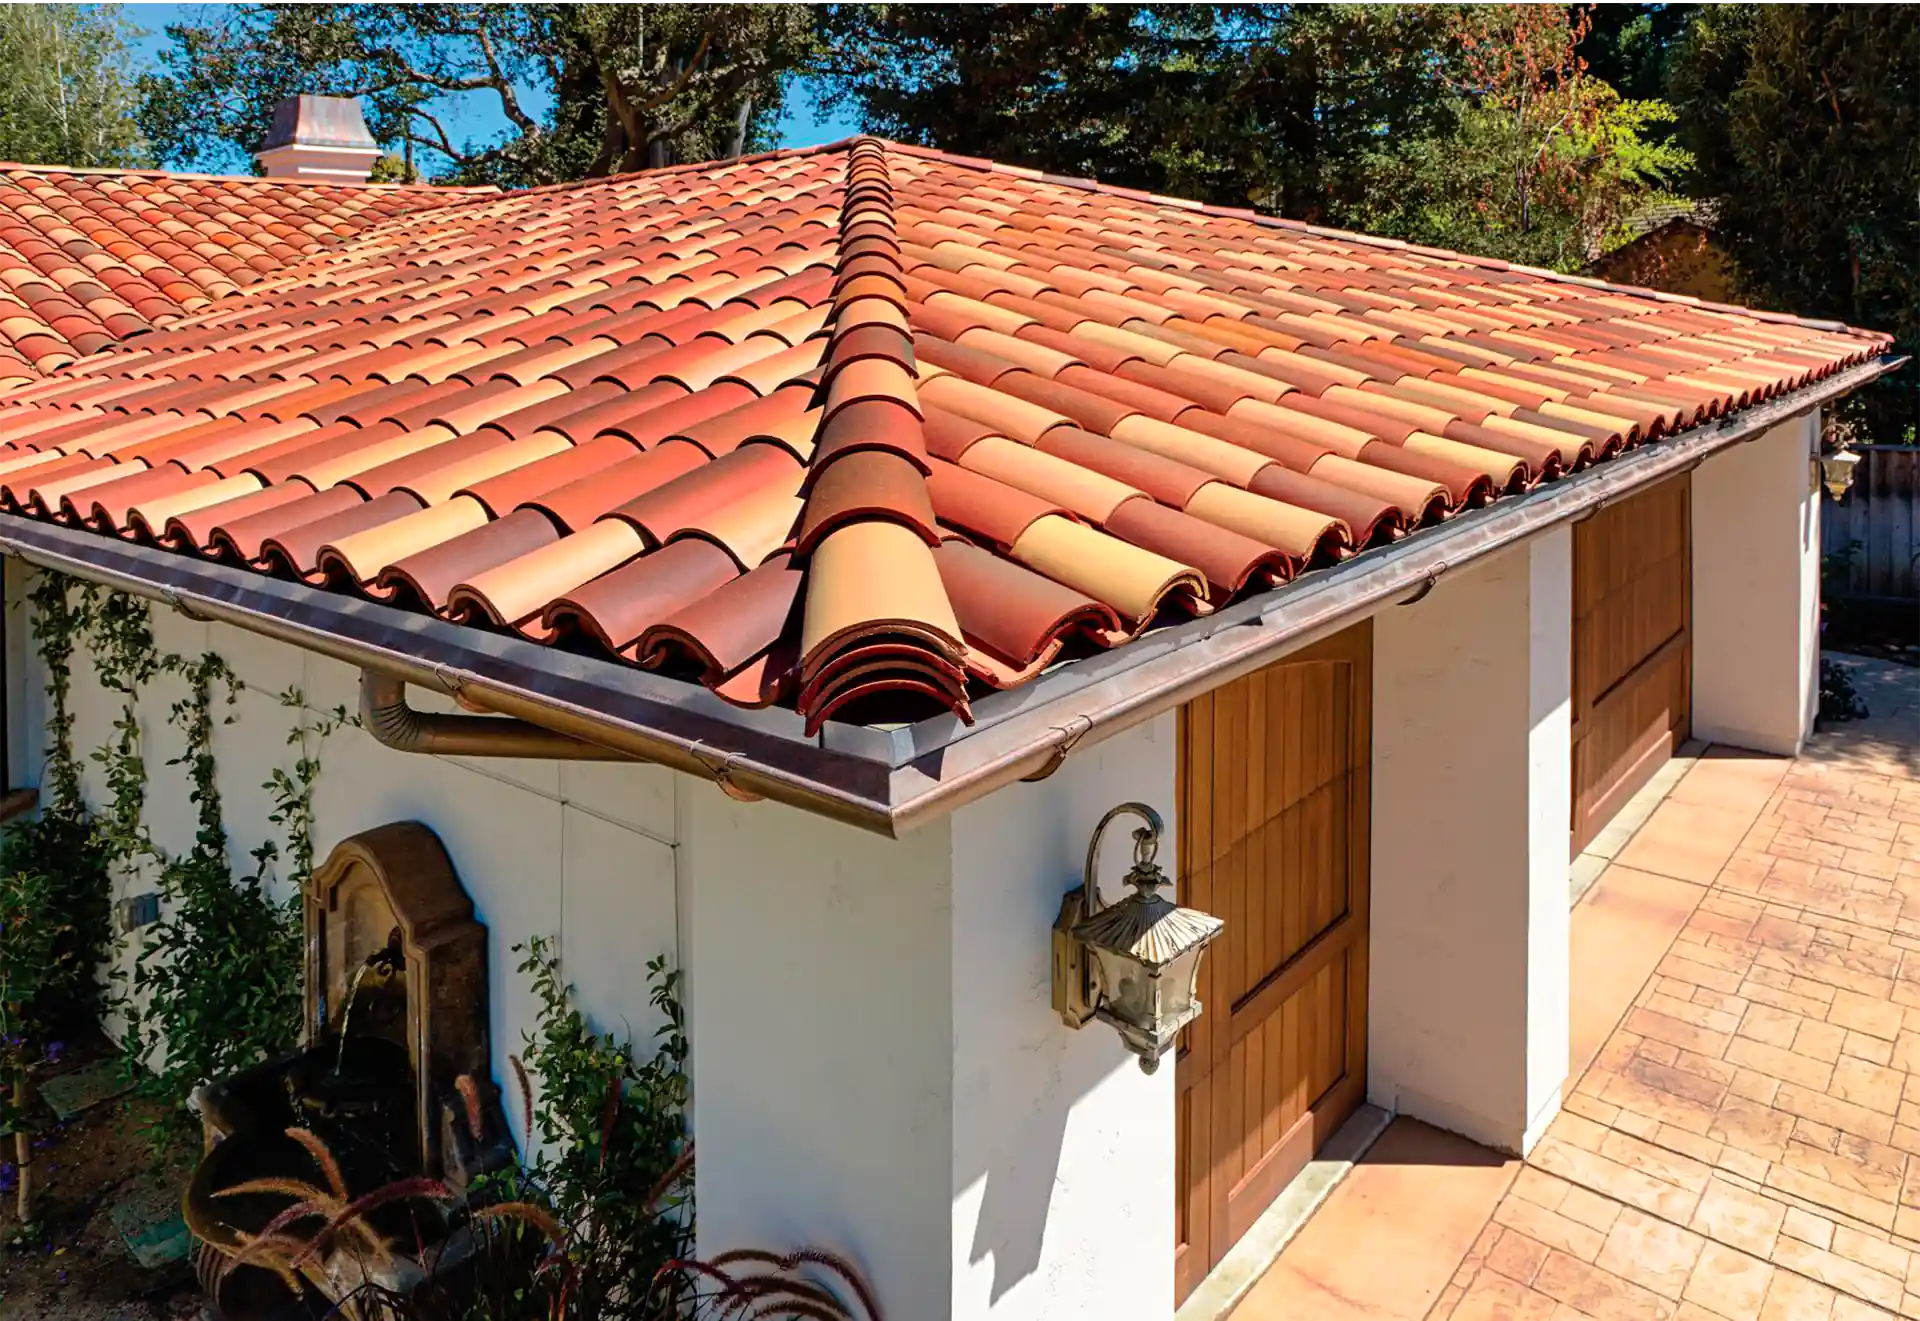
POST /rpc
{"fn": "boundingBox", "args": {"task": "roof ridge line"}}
[789,136,972,734]
[0,159,489,191]
[492,137,869,200]
[879,139,1873,341]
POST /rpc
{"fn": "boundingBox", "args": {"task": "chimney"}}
[254,95,381,184]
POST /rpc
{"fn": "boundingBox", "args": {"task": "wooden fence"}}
[1824,445,1920,601]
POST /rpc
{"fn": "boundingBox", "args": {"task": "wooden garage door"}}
[1571,473,1692,854]
[1175,624,1371,1301]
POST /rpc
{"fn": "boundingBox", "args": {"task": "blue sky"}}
[123,3,862,167]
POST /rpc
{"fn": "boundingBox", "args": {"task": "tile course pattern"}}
[1434,747,1920,1320]
[0,138,1891,728]
[0,163,468,379]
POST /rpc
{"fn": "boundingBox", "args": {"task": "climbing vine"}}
[25,572,92,817]
[5,575,349,1134]
[124,644,302,1133]
[260,686,355,896]
[90,588,160,871]
[9,574,112,1037]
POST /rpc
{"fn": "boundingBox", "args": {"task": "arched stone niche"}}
[305,820,490,1175]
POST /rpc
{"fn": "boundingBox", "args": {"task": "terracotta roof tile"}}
[0,138,1889,728]
[0,164,472,373]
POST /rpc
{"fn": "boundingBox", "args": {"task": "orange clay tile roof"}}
[0,163,476,381]
[0,138,1892,731]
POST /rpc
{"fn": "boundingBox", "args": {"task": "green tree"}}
[1355,6,1691,270]
[818,5,1456,220]
[821,4,1685,271]
[0,4,149,168]
[1581,3,1702,104]
[137,4,819,187]
[1203,5,1461,223]
[1671,5,1917,436]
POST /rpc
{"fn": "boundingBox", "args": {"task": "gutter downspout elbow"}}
[359,669,636,761]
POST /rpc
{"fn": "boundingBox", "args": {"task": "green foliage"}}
[260,688,355,896]
[178,930,822,1317]
[137,4,818,186]
[0,859,61,1226]
[1582,4,1704,106]
[820,4,1227,195]
[0,4,150,168]
[821,4,1689,271]
[1670,5,1917,437]
[1358,91,1693,271]
[1817,657,1868,727]
[321,942,693,1321]
[120,640,304,1134]
[90,588,159,869]
[27,573,92,818]
[16,583,344,1137]
[11,575,112,1038]
[0,862,64,1125]
[509,933,692,1313]
[820,3,1454,216]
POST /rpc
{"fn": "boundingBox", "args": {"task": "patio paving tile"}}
[1246,704,1920,1321]
[1230,1119,1517,1320]
[1572,866,1708,1080]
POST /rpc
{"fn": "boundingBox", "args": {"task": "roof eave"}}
[0,354,1901,839]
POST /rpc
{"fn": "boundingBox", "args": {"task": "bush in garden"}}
[0,862,64,1230]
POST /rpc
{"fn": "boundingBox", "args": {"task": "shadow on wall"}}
[951,720,1178,1308]
[963,1037,1140,1303]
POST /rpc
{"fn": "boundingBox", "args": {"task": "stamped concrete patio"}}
[1233,655,1920,1321]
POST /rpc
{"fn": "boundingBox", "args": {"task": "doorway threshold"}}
[1569,736,1708,907]
[1175,1103,1393,1321]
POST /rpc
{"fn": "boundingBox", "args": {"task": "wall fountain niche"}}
[185,822,514,1320]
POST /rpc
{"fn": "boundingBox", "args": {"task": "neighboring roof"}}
[0,162,476,380]
[0,138,1892,737]
[1618,198,1716,243]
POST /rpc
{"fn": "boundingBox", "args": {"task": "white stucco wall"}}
[948,716,1178,1320]
[1691,411,1822,755]
[1368,531,1572,1154]
[6,568,682,1153]
[687,714,1179,1321]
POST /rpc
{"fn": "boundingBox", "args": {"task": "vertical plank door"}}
[1174,623,1371,1301]
[1571,472,1692,853]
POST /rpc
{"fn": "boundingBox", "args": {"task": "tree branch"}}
[406,108,478,168]
[472,19,537,132]
[632,31,714,118]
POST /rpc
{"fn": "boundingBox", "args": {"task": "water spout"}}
[334,961,374,1077]
[334,932,404,1077]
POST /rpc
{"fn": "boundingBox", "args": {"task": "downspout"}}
[358,670,635,761]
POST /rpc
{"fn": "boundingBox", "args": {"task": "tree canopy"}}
[136,3,818,187]
[1350,6,1691,271]
[819,4,1689,272]
[1671,5,1916,436]
[0,4,148,170]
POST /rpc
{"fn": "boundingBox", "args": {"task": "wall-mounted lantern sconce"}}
[1817,448,1861,501]
[1052,803,1224,1075]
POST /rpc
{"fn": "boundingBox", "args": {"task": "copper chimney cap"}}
[255,95,381,183]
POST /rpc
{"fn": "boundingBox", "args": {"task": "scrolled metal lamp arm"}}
[1082,801,1164,918]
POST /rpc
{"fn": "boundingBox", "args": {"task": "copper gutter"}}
[0,354,1900,838]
